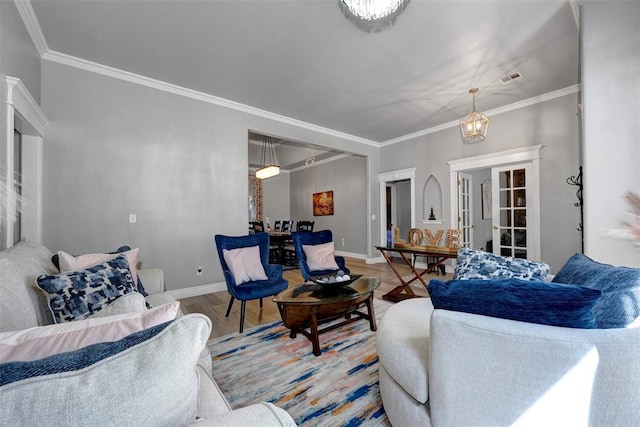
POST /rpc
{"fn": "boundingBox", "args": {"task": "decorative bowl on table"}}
[310,272,362,287]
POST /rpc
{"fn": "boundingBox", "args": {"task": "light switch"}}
[129,214,137,224]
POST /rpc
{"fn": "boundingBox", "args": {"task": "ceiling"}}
[29,0,580,167]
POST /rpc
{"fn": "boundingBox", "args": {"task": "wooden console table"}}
[375,245,458,302]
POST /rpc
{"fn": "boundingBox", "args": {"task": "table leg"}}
[310,307,321,356]
[365,293,377,331]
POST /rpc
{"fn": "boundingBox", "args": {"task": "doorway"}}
[448,146,543,261]
[378,168,415,249]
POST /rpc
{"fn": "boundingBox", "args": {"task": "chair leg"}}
[260,298,263,309]
[225,296,235,318]
[239,300,247,333]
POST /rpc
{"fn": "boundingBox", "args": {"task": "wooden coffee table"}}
[273,277,381,356]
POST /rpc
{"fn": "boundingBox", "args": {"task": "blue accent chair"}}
[291,230,350,281]
[214,232,288,333]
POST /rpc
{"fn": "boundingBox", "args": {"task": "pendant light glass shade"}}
[255,136,280,180]
[339,0,410,32]
[459,88,489,144]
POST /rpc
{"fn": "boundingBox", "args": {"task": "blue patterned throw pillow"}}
[454,247,550,281]
[36,255,137,323]
[552,253,640,328]
[428,278,601,329]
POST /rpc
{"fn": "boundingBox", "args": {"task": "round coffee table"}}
[273,277,381,356]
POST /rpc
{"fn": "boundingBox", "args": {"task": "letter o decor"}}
[408,228,424,247]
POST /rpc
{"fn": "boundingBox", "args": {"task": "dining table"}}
[269,231,293,266]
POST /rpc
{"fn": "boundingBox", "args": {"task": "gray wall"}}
[470,168,492,250]
[379,93,582,273]
[0,1,41,103]
[582,1,640,267]
[289,156,367,255]
[262,171,290,227]
[41,61,380,290]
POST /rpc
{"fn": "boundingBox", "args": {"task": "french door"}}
[491,164,533,259]
[457,173,473,248]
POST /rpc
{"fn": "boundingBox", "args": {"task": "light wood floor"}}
[179,257,452,339]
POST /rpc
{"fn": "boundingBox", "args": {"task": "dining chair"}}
[281,220,294,232]
[250,221,265,233]
[273,220,283,232]
[214,232,289,333]
[291,229,350,281]
[283,221,316,265]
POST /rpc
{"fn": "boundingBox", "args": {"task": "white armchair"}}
[377,298,640,426]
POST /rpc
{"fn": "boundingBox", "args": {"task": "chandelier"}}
[459,88,489,144]
[339,0,410,33]
[255,135,280,180]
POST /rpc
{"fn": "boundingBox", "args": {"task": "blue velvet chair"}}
[291,229,350,281]
[214,232,288,333]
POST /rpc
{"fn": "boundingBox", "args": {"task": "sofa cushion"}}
[36,255,137,323]
[223,245,268,285]
[428,278,601,328]
[453,247,550,281]
[0,258,39,332]
[0,314,210,425]
[552,253,640,328]
[0,240,58,326]
[0,301,180,363]
[89,292,147,318]
[303,241,340,271]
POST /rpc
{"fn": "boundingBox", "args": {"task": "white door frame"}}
[447,145,543,260]
[378,168,416,251]
[2,77,48,248]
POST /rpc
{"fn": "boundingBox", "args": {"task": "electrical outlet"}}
[196,266,203,276]
[341,238,345,247]
[128,213,136,224]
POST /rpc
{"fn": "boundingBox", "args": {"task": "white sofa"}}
[0,240,295,426]
[377,297,640,426]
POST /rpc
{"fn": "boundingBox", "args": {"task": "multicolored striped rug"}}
[208,298,393,426]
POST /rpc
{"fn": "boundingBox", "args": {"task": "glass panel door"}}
[457,172,473,248]
[492,164,531,258]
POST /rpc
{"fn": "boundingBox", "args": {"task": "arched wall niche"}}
[422,174,443,222]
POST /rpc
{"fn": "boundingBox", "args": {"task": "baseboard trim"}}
[335,250,367,260]
[169,282,226,299]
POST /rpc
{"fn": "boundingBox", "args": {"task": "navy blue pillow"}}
[0,321,171,386]
[552,253,640,328]
[428,278,602,329]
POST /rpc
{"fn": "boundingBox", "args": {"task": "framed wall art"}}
[481,179,492,219]
[313,191,334,216]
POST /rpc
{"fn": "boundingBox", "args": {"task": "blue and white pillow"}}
[454,247,550,281]
[36,255,137,323]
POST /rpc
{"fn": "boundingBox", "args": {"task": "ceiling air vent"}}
[499,71,524,85]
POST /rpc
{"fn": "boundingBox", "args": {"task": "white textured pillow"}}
[223,246,268,285]
[0,314,210,426]
[0,301,180,363]
[303,242,339,271]
[58,248,140,287]
[0,258,39,333]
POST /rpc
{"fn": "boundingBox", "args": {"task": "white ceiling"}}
[29,0,580,165]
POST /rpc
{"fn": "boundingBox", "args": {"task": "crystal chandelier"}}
[255,136,280,180]
[339,0,410,32]
[459,88,489,144]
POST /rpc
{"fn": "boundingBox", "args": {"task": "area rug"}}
[208,298,393,426]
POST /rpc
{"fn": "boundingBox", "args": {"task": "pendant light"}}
[255,135,280,180]
[459,88,489,144]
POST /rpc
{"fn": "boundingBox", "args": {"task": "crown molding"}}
[5,76,49,136]
[13,0,49,56]
[41,50,380,148]
[380,84,581,147]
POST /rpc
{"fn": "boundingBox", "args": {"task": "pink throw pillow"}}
[0,301,180,363]
[222,245,268,285]
[303,242,339,271]
[58,248,140,287]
